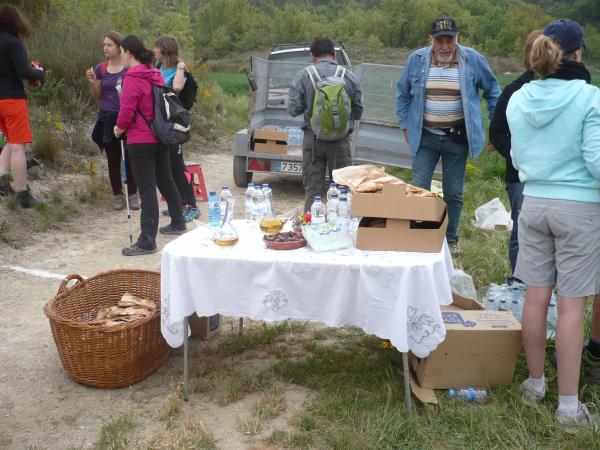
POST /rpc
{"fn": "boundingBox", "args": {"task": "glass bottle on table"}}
[212,198,239,247]
[219,186,234,224]
[311,196,326,224]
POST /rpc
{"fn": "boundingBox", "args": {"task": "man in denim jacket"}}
[396,16,500,254]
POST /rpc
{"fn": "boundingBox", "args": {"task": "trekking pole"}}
[120,139,133,244]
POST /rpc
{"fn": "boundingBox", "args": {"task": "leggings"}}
[168,144,196,207]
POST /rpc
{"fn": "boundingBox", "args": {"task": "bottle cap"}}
[330,182,335,186]
[209,191,216,195]
[331,194,338,198]
[222,186,228,189]
[448,388,456,397]
[314,195,322,200]
[340,198,347,201]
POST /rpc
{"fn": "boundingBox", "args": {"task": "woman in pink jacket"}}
[114,35,186,256]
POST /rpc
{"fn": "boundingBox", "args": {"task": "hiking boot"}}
[520,377,547,406]
[447,240,460,256]
[556,403,597,434]
[16,186,40,208]
[182,206,200,222]
[551,347,600,383]
[0,173,14,196]
[582,347,600,383]
[128,194,140,210]
[159,223,187,235]
[112,194,125,210]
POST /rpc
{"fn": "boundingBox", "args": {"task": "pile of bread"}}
[332,164,440,197]
[93,293,157,326]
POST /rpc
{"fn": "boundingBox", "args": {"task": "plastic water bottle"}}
[310,196,326,224]
[448,387,487,403]
[338,197,350,225]
[326,183,339,202]
[219,186,233,222]
[208,191,220,228]
[244,183,255,222]
[262,183,273,215]
[327,193,339,223]
[252,185,265,222]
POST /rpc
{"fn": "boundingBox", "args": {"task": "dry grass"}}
[95,411,135,450]
[142,418,217,450]
[154,386,183,422]
[255,382,287,420]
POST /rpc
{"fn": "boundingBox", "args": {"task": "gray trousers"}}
[302,129,352,213]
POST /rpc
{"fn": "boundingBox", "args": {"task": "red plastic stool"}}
[184,161,208,202]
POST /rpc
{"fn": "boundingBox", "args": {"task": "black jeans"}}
[127,143,185,249]
[168,144,196,207]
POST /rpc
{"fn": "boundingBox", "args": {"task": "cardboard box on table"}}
[189,313,221,340]
[409,294,522,404]
[351,183,448,253]
[251,129,288,154]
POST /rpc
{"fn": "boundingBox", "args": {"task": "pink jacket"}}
[116,64,164,144]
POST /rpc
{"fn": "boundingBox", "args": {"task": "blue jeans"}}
[506,182,524,274]
[411,130,469,242]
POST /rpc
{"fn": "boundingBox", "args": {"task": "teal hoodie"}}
[507,78,600,202]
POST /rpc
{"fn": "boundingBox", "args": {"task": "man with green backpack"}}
[288,37,363,213]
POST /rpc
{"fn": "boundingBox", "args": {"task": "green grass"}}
[33,190,78,232]
[269,332,600,449]
[213,72,249,97]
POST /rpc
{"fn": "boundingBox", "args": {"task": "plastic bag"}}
[472,198,512,231]
[302,222,352,252]
[451,269,477,300]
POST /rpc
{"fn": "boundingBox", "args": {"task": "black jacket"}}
[489,71,534,184]
[0,26,44,99]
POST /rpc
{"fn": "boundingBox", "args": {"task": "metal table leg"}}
[183,315,189,401]
[402,352,413,416]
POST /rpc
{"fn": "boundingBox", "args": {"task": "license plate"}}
[277,161,303,174]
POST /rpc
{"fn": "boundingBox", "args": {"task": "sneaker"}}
[16,186,40,208]
[551,347,600,383]
[159,223,187,235]
[0,173,14,196]
[182,206,200,222]
[556,403,597,434]
[128,195,140,210]
[520,377,547,406]
[447,240,460,255]
[112,194,125,210]
[122,244,158,256]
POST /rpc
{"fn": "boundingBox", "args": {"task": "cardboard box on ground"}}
[409,293,522,404]
[251,128,288,154]
[188,313,221,340]
[350,183,448,253]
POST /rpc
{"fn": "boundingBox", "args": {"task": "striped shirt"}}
[423,61,464,134]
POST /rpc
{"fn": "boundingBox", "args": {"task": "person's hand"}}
[85,67,96,82]
[401,129,409,144]
[176,61,186,71]
[114,126,124,138]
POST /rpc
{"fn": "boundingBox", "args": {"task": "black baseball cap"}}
[543,19,585,54]
[430,16,459,38]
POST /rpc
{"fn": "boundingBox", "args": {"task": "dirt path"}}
[0,139,311,449]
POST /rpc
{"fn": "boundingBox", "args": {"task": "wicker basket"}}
[44,269,170,388]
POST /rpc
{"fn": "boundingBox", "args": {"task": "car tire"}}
[233,155,252,187]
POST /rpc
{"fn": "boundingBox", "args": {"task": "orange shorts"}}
[0,98,33,144]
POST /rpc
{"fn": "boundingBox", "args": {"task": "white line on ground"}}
[2,265,67,280]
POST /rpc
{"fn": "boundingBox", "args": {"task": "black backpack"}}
[137,84,191,146]
[178,71,198,110]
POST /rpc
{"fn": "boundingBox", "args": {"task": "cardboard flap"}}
[409,365,437,404]
[253,128,288,142]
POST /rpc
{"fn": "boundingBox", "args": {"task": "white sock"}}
[558,395,579,415]
[528,375,546,392]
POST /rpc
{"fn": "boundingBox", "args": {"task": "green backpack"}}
[306,65,352,141]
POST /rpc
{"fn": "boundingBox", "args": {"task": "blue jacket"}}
[396,44,500,159]
[507,78,600,203]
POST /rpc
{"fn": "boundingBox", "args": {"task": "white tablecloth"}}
[160,220,454,358]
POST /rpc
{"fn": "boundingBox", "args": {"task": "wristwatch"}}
[177,62,185,70]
